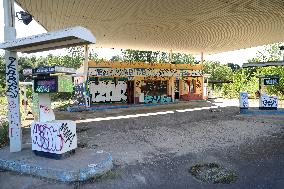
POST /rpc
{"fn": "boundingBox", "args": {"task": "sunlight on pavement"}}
[76,106,222,124]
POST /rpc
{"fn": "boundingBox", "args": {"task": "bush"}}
[0,120,9,148]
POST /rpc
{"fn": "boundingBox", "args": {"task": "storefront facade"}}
[83,61,204,104]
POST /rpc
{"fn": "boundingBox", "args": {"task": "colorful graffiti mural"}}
[144,95,172,103]
[89,68,202,77]
[89,80,127,103]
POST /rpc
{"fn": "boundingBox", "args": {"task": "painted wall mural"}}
[144,95,172,103]
[74,83,86,106]
[89,80,127,103]
[88,68,202,77]
[31,120,77,154]
[239,92,249,108]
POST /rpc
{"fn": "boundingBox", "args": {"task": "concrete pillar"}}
[84,45,89,81]
[134,78,142,103]
[4,0,22,152]
[167,77,175,102]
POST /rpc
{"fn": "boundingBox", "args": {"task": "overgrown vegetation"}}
[204,43,284,99]
[0,120,9,148]
[111,49,197,64]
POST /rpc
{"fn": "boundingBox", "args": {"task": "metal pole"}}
[3,0,22,152]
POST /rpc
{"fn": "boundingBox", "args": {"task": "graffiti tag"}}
[32,123,64,152]
[6,57,18,98]
[60,123,76,147]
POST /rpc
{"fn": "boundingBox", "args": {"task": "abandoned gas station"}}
[74,61,205,105]
[0,0,284,182]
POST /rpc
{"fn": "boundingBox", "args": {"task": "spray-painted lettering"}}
[31,121,77,154]
[6,57,18,98]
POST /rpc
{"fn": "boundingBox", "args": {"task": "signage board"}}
[34,77,58,93]
[33,66,56,75]
[264,78,279,85]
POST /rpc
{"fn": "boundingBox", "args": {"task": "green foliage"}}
[258,66,284,96]
[172,53,195,64]
[221,69,259,98]
[120,49,195,64]
[121,49,169,63]
[203,61,233,82]
[0,120,9,148]
[248,43,283,62]
[220,43,284,98]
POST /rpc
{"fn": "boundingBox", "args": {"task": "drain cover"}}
[190,163,237,184]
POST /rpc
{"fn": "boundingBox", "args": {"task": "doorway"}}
[127,81,135,104]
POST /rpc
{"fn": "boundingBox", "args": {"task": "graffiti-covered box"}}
[259,95,278,110]
[31,120,77,157]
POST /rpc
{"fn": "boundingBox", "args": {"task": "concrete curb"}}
[240,108,284,115]
[67,103,165,112]
[0,147,113,182]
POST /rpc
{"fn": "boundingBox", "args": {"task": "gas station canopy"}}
[0,26,96,53]
[16,0,284,54]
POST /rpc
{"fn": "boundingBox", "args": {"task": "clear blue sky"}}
[0,3,267,65]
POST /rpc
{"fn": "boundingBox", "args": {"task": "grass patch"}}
[190,162,237,184]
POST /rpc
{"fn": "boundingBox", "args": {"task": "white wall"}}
[89,80,127,103]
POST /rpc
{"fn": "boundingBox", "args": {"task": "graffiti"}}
[144,95,172,103]
[6,57,18,98]
[89,80,127,103]
[196,79,202,88]
[32,123,63,152]
[60,123,76,147]
[34,77,57,93]
[89,68,202,77]
[31,121,77,154]
[8,101,16,109]
[39,105,50,113]
[74,83,85,106]
[260,95,278,108]
[6,56,21,142]
[263,78,279,85]
[239,92,249,108]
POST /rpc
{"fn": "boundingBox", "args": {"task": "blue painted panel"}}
[144,95,172,103]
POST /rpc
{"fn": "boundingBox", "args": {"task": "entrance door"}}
[127,81,134,104]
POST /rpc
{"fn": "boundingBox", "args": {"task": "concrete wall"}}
[89,80,127,103]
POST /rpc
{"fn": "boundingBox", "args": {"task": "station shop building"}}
[76,61,206,105]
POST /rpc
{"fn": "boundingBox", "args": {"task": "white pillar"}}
[3,0,22,152]
[84,45,89,81]
[83,45,90,107]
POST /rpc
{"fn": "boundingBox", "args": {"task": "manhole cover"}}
[189,163,237,184]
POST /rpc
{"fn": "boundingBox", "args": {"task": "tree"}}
[121,49,195,64]
[227,63,240,72]
[248,43,284,96]
[248,43,283,62]
[203,61,233,82]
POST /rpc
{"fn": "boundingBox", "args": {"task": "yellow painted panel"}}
[88,61,202,70]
